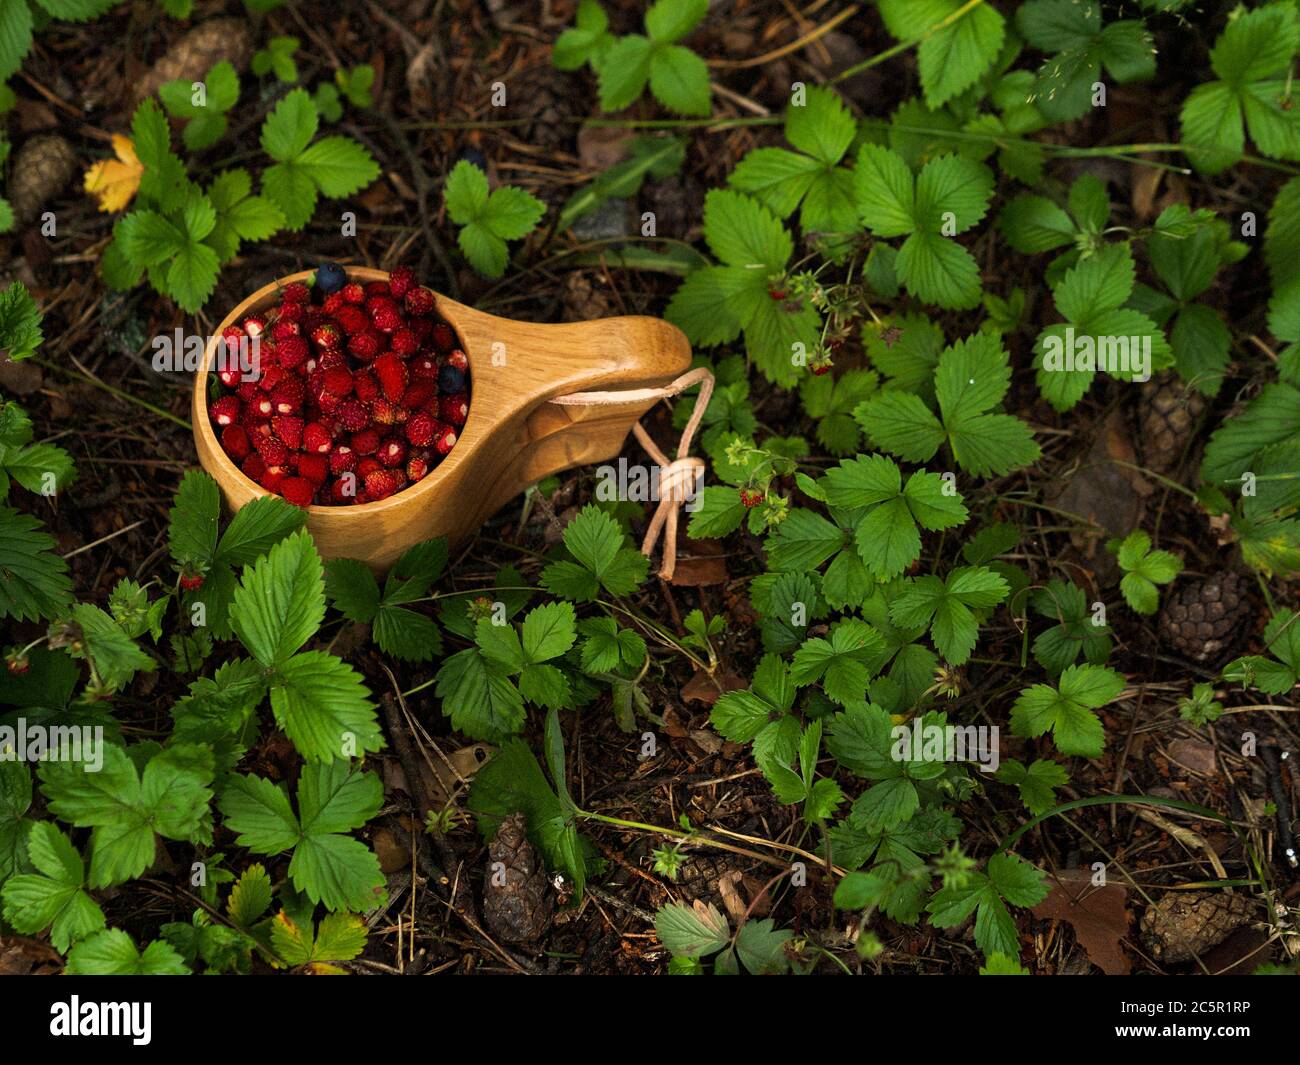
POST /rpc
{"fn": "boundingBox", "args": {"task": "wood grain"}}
[193,268,692,570]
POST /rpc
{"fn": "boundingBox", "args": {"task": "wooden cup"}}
[193,268,692,570]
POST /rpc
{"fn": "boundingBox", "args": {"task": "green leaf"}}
[649,43,710,116]
[296,137,380,197]
[1,821,105,952]
[230,530,324,667]
[0,282,43,361]
[436,647,525,741]
[598,34,655,110]
[1010,664,1125,757]
[789,619,882,705]
[271,651,382,763]
[65,929,190,975]
[221,762,385,912]
[995,758,1068,816]
[654,900,729,957]
[543,505,649,599]
[259,88,317,161]
[0,0,34,83]
[878,0,1006,110]
[41,744,214,888]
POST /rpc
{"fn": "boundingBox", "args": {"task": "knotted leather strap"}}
[550,367,715,580]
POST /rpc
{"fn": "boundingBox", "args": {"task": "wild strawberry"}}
[431,323,456,352]
[410,317,434,343]
[310,321,343,351]
[243,314,266,338]
[322,291,347,315]
[439,393,468,426]
[739,488,763,508]
[348,330,383,361]
[365,281,390,299]
[261,465,287,493]
[242,453,268,482]
[180,566,205,591]
[338,398,370,431]
[281,281,311,303]
[329,445,356,474]
[405,411,437,446]
[272,376,306,414]
[251,394,274,419]
[330,475,358,503]
[388,265,416,299]
[317,350,347,371]
[276,300,306,323]
[356,456,382,479]
[446,349,469,371]
[322,368,353,396]
[364,468,403,500]
[210,396,241,426]
[342,281,366,304]
[432,425,458,455]
[5,650,30,675]
[257,363,286,392]
[370,397,406,425]
[280,476,315,507]
[390,329,418,356]
[437,364,465,393]
[271,319,300,342]
[303,422,332,454]
[371,302,403,334]
[295,452,328,485]
[272,415,303,449]
[335,305,369,334]
[405,287,436,316]
[277,335,309,370]
[404,381,436,410]
[768,287,787,301]
[410,356,438,380]
[218,363,244,388]
[316,390,343,414]
[373,353,408,402]
[379,438,407,468]
[406,456,429,482]
[353,370,380,403]
[351,428,381,455]
[255,434,290,466]
[222,423,252,460]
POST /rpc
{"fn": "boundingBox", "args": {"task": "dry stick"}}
[363,107,460,299]
[710,2,859,69]
[376,690,541,974]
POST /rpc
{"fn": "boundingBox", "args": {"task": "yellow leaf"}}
[83,134,143,213]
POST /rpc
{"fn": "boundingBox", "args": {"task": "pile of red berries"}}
[208,265,470,507]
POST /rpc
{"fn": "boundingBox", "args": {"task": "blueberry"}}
[315,262,346,294]
[457,147,488,171]
[438,365,466,393]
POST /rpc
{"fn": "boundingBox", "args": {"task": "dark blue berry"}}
[315,262,346,294]
[438,365,466,393]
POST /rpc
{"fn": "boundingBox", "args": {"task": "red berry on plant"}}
[739,488,763,508]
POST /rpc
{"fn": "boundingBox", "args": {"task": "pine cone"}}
[135,19,253,101]
[482,812,553,944]
[512,65,573,158]
[9,134,76,226]
[1136,375,1206,475]
[1140,891,1253,964]
[1158,572,1251,663]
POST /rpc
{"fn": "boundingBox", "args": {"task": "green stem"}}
[832,0,988,85]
